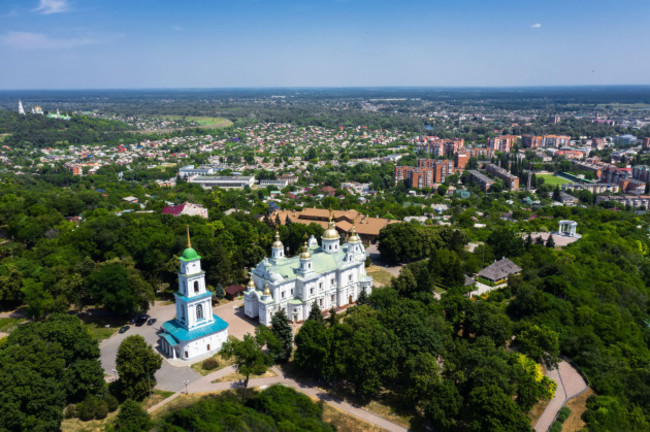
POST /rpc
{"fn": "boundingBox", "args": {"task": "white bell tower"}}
[175,225,214,329]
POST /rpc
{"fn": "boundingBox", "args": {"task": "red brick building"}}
[395,159,455,189]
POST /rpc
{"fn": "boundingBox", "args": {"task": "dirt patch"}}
[211,369,276,383]
[528,398,551,427]
[563,387,594,432]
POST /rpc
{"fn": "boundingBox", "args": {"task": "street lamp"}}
[184,379,190,395]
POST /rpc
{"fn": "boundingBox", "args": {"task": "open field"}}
[537,174,572,187]
[211,369,276,383]
[161,115,233,128]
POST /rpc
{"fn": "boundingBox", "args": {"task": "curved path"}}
[149,365,408,432]
[534,360,588,432]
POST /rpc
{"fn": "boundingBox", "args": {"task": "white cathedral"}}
[159,228,229,361]
[245,216,373,326]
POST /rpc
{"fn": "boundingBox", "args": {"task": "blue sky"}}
[1,0,649,89]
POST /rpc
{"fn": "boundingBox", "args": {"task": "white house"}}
[159,228,228,361]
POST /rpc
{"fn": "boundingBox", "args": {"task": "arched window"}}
[196,304,204,320]
[194,281,199,293]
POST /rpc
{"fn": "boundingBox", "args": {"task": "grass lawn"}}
[141,389,176,411]
[190,352,237,376]
[366,265,394,286]
[150,392,233,419]
[537,174,572,187]
[81,317,123,341]
[321,403,384,432]
[0,317,26,332]
[211,369,276,384]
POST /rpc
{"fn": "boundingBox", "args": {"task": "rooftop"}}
[162,314,229,342]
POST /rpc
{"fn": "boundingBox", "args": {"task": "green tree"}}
[294,319,334,381]
[514,323,560,368]
[220,327,276,401]
[546,235,556,248]
[113,399,152,432]
[307,300,324,323]
[215,283,225,299]
[115,335,162,401]
[270,309,293,362]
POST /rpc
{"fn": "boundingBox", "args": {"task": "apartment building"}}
[485,163,519,190]
[486,135,517,153]
[394,159,455,189]
[468,170,495,192]
[522,135,571,148]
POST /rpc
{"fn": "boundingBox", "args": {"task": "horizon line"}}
[2,84,650,92]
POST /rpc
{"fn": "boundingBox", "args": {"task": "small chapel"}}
[245,213,373,326]
[159,227,229,361]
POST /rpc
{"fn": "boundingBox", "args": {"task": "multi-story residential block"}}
[485,163,519,190]
[395,159,455,189]
[468,170,495,192]
[522,135,571,148]
[596,195,650,209]
[487,135,517,153]
[416,137,465,157]
[187,175,256,189]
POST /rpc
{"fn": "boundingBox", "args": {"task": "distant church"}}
[245,213,373,325]
[159,227,228,361]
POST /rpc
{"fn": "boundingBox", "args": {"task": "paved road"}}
[151,365,408,432]
[534,360,588,432]
[99,299,259,392]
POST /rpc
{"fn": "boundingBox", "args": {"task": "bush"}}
[106,394,119,412]
[549,421,563,432]
[95,401,109,419]
[77,397,97,421]
[63,405,76,419]
[202,357,219,370]
[557,406,571,423]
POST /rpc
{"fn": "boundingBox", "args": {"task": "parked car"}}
[147,318,157,326]
[129,317,137,325]
[119,326,130,334]
[135,314,150,326]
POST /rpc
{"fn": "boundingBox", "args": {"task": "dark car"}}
[147,318,157,326]
[119,325,130,334]
[129,317,137,324]
[135,314,150,326]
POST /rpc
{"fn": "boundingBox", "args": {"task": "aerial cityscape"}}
[1,1,650,432]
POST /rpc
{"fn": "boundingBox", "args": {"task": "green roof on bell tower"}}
[180,225,201,261]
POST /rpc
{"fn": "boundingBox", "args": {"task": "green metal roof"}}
[260,244,362,282]
[160,332,179,347]
[162,314,228,342]
[180,248,201,261]
[174,290,213,303]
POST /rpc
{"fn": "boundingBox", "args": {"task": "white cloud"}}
[34,0,70,15]
[0,31,96,49]
[530,23,542,29]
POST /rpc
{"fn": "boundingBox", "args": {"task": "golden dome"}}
[247,274,255,289]
[272,231,283,249]
[300,241,312,259]
[263,284,271,296]
[348,225,361,243]
[322,217,340,240]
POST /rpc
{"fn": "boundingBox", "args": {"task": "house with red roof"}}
[162,202,209,219]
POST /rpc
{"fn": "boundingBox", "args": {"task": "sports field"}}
[537,174,572,186]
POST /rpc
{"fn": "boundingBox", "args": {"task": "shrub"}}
[202,357,219,370]
[63,405,76,419]
[95,401,109,419]
[549,421,563,432]
[557,406,571,423]
[106,394,119,412]
[77,397,97,421]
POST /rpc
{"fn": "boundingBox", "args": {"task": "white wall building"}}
[245,219,372,326]
[160,228,228,361]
